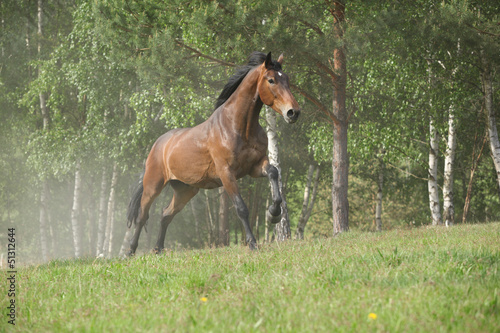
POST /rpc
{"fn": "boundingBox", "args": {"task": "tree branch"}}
[301,51,339,82]
[290,83,339,124]
[466,23,500,37]
[175,40,236,67]
[386,162,429,182]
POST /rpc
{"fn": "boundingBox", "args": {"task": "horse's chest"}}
[234,142,266,173]
[240,144,265,163]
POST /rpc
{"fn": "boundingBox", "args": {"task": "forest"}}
[0,0,499,264]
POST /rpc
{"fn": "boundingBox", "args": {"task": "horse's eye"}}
[268,79,275,84]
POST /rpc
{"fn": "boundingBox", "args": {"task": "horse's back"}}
[150,126,218,187]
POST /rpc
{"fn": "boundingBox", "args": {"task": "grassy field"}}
[2,223,499,332]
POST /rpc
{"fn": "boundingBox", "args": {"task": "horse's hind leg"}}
[154,181,199,254]
[128,175,165,256]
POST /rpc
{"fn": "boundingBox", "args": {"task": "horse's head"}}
[258,52,301,124]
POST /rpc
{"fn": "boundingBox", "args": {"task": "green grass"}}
[2,223,500,332]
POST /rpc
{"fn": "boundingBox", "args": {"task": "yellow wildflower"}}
[200,297,208,302]
[368,313,377,320]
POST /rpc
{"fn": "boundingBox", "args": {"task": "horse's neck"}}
[223,68,264,140]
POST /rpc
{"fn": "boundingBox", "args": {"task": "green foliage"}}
[6,223,500,332]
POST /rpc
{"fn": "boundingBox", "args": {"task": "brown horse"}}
[126,52,300,255]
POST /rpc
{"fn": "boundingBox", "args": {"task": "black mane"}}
[215,52,282,109]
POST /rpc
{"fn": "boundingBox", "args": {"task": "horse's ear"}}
[265,52,272,69]
[277,53,284,64]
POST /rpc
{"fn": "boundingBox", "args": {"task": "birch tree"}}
[37,0,50,262]
[104,162,118,258]
[96,166,108,256]
[442,107,457,227]
[427,57,442,226]
[70,160,82,257]
[482,55,500,195]
[428,120,442,226]
[442,41,460,227]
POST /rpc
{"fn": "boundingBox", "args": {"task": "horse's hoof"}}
[153,247,163,255]
[268,204,282,217]
[266,210,281,224]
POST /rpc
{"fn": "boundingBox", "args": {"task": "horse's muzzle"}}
[285,109,300,124]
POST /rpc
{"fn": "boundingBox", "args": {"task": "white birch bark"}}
[428,120,442,225]
[443,108,457,227]
[37,0,50,262]
[427,57,442,226]
[104,162,118,258]
[95,166,108,256]
[204,190,215,246]
[265,107,290,241]
[483,57,500,193]
[39,182,49,261]
[442,41,460,227]
[70,160,83,257]
[37,0,49,130]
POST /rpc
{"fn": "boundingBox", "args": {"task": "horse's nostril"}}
[287,109,300,119]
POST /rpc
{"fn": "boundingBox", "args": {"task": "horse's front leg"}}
[251,157,282,223]
[219,170,257,250]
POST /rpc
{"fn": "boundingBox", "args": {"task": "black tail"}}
[127,176,144,228]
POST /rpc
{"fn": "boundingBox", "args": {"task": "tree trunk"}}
[265,107,291,241]
[87,204,95,255]
[70,160,83,258]
[296,164,320,239]
[218,187,230,246]
[427,56,442,226]
[483,56,500,194]
[95,166,108,256]
[205,190,215,247]
[428,120,442,226]
[190,200,203,246]
[38,0,49,130]
[264,197,270,243]
[375,151,384,231]
[331,1,349,236]
[37,0,50,262]
[39,182,49,261]
[443,107,457,227]
[255,207,260,243]
[462,134,487,223]
[104,162,118,258]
